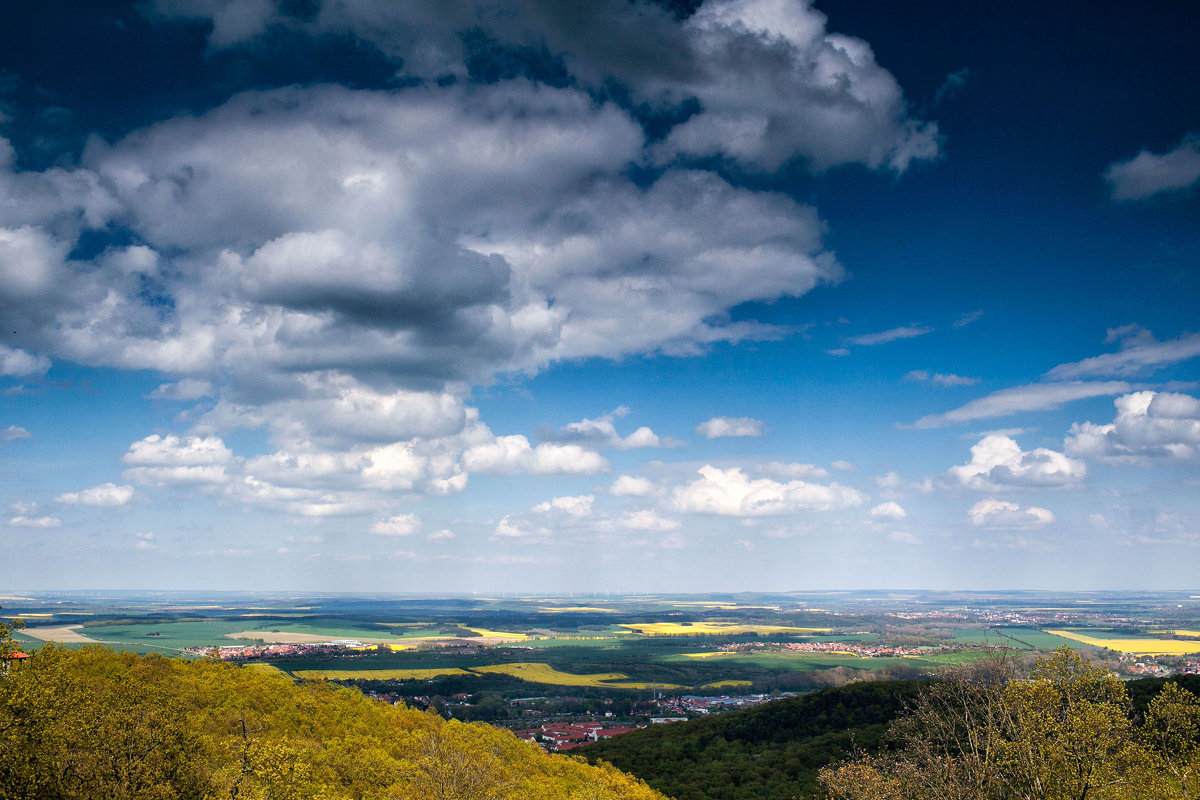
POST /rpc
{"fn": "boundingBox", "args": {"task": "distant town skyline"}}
[2,0,1198,592]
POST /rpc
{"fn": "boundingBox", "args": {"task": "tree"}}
[0,605,24,659]
[821,648,1197,800]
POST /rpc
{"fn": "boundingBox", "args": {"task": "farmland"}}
[617,622,832,636]
[470,663,684,690]
[1045,629,1200,656]
[10,589,1200,714]
[293,668,475,681]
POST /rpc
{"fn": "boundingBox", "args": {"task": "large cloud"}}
[1065,391,1200,464]
[3,83,841,405]
[948,435,1085,491]
[149,0,938,174]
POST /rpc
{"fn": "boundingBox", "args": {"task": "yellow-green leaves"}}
[0,645,669,800]
[822,648,1200,800]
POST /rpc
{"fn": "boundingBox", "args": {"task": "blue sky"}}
[2,0,1198,592]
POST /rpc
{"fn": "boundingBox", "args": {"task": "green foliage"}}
[583,680,927,800]
[0,605,25,658]
[820,648,1200,800]
[0,645,667,800]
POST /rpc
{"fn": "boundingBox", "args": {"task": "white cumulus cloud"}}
[672,464,867,516]
[968,498,1055,529]
[55,483,136,507]
[370,513,421,536]
[532,494,595,517]
[610,475,658,497]
[1065,391,1200,464]
[462,435,608,476]
[870,501,907,519]
[948,435,1085,491]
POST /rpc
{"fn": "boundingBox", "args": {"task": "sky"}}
[2,0,1198,594]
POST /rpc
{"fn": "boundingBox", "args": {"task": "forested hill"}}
[584,669,1200,800]
[0,645,666,800]
[583,680,927,800]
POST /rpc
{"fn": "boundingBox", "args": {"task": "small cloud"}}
[148,379,214,401]
[9,515,62,528]
[492,516,550,539]
[953,310,983,328]
[826,348,850,357]
[660,532,685,549]
[870,502,908,520]
[695,416,766,438]
[733,538,757,552]
[620,509,680,531]
[427,529,456,542]
[761,462,830,480]
[55,483,135,507]
[968,498,1055,529]
[889,531,920,545]
[933,67,971,105]
[462,435,609,475]
[532,494,594,517]
[1,425,31,442]
[610,475,657,496]
[370,513,421,536]
[1104,132,1200,201]
[830,460,857,472]
[905,370,979,387]
[0,345,51,377]
[539,408,663,450]
[134,532,157,550]
[848,325,933,347]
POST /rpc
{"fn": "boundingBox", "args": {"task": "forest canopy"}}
[0,645,666,800]
[820,648,1200,800]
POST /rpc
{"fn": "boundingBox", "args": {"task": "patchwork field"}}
[701,680,753,688]
[292,668,475,681]
[618,622,831,636]
[463,627,529,641]
[470,662,683,689]
[18,625,96,644]
[1044,630,1200,656]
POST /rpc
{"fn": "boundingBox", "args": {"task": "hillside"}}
[583,680,927,800]
[585,656,1200,800]
[0,645,666,800]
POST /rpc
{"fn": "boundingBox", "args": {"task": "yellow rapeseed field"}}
[464,627,529,640]
[680,651,734,659]
[470,662,682,689]
[618,622,831,636]
[1044,629,1200,656]
[701,680,753,688]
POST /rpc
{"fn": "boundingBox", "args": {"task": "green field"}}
[660,649,997,672]
[984,627,1097,651]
